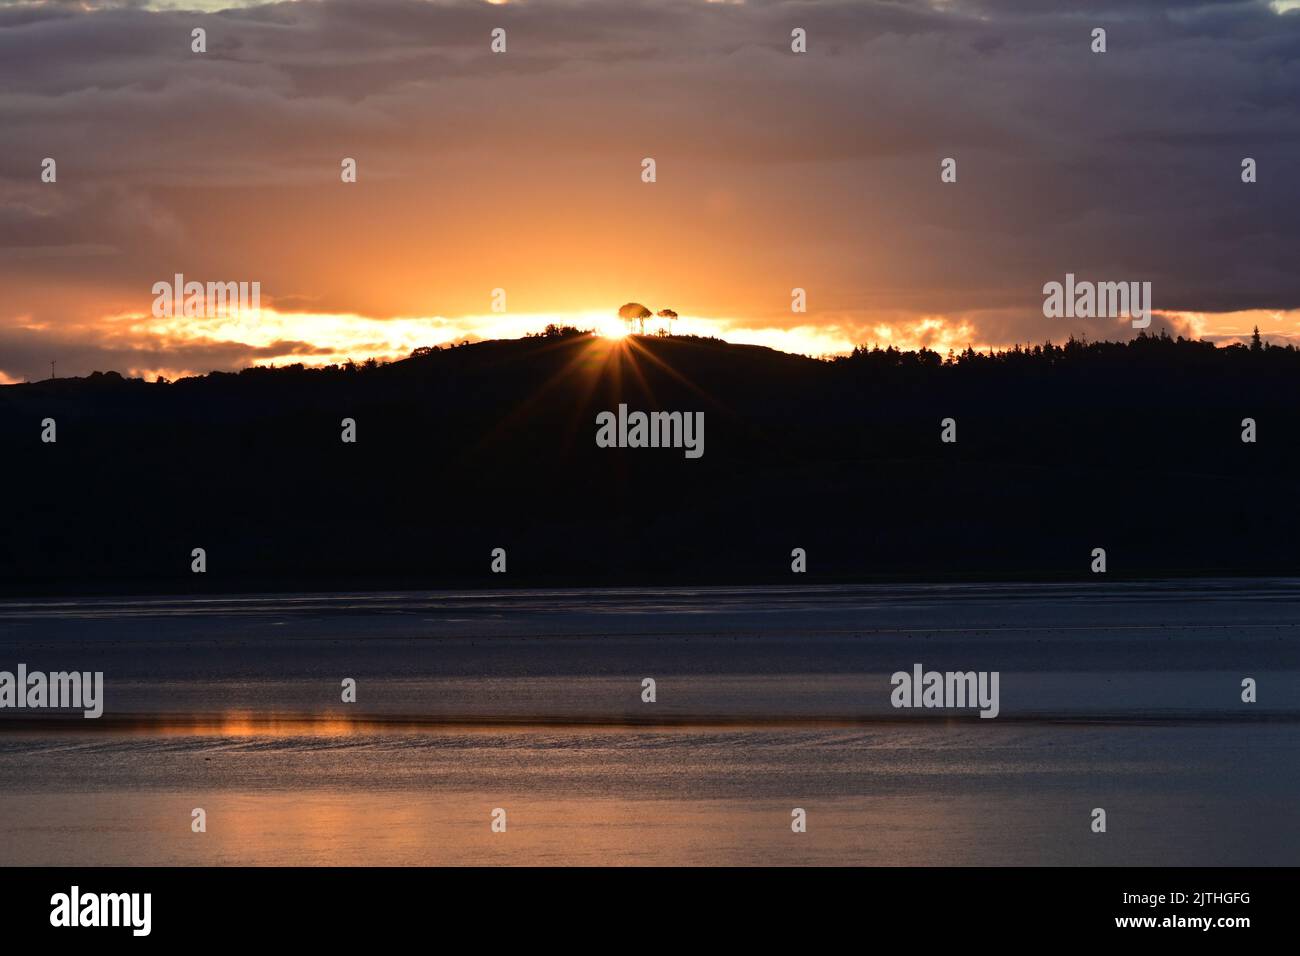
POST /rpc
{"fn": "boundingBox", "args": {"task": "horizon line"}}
[0,323,1285,388]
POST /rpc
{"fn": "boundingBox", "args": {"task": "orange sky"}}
[2,0,1299,381]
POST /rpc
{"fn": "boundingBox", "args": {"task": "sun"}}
[594,317,631,339]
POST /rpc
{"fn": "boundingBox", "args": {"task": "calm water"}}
[1,581,1298,865]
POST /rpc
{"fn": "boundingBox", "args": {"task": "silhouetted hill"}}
[1,330,1297,596]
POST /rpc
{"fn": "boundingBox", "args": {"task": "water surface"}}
[1,581,1297,865]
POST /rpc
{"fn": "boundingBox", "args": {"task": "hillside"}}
[1,330,1297,596]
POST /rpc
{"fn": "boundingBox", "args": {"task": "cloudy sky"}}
[1,0,1298,381]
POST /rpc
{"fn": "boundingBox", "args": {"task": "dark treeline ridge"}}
[1,327,1296,596]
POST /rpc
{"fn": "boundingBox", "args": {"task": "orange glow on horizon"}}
[6,304,1297,385]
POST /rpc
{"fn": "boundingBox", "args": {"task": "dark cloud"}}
[1,0,1298,379]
